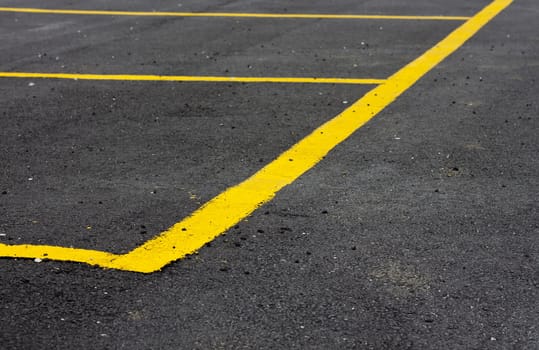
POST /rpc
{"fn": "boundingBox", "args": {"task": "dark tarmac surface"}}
[0,0,538,348]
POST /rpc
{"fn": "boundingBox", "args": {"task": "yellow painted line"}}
[0,243,121,268]
[0,7,470,20]
[0,72,386,85]
[0,0,512,273]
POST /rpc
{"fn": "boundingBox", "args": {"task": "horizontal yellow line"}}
[0,243,120,268]
[0,72,386,85]
[0,7,471,21]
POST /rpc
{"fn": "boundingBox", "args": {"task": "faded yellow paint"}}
[0,72,385,85]
[0,7,470,20]
[0,0,512,273]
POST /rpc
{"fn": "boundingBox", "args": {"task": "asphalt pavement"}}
[0,0,537,348]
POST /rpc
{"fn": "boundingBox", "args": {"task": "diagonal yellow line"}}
[0,72,386,85]
[0,7,470,20]
[0,0,512,273]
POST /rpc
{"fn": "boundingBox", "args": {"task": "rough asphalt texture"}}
[0,0,537,348]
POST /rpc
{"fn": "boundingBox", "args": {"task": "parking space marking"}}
[0,244,120,267]
[0,7,470,21]
[0,0,512,273]
[0,72,386,85]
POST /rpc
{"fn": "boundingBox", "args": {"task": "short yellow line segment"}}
[0,0,512,273]
[0,72,386,85]
[0,7,470,20]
